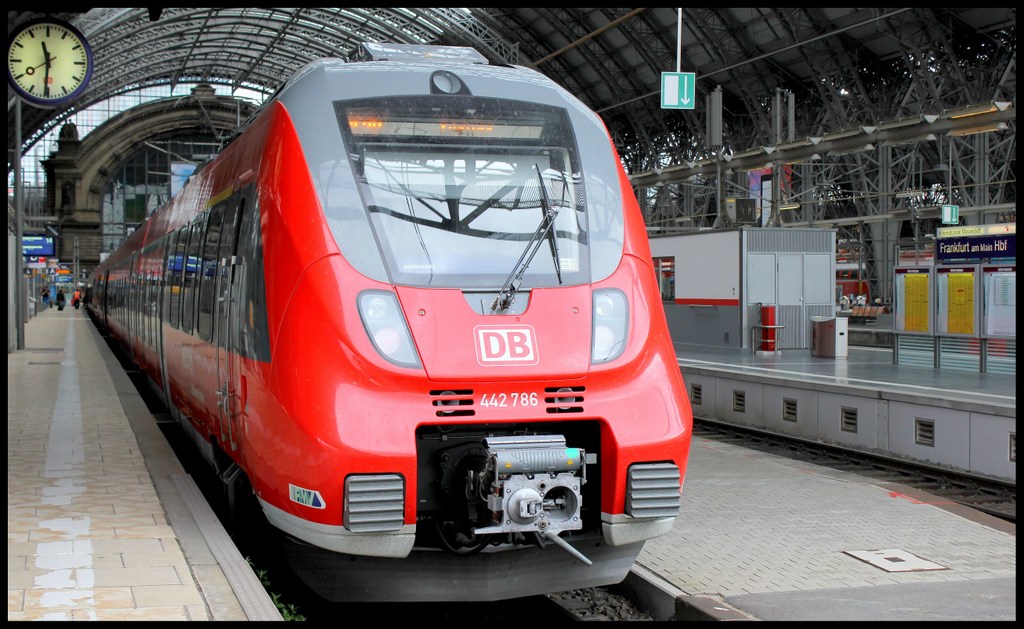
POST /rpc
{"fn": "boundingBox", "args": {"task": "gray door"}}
[777,254,803,348]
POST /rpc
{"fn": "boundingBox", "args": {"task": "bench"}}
[848,305,884,325]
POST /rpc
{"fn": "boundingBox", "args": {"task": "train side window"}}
[125,262,132,335]
[130,254,140,343]
[170,227,188,329]
[197,203,225,342]
[149,243,162,346]
[141,245,155,348]
[162,230,178,326]
[127,262,134,339]
[182,219,204,335]
[217,195,244,352]
[142,249,151,347]
[235,194,271,362]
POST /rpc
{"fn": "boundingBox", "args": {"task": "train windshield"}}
[335,96,589,289]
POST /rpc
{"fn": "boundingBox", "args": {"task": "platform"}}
[611,337,1016,620]
[7,306,280,621]
[627,431,1016,621]
[671,339,1016,482]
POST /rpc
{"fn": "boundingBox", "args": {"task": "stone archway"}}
[42,85,258,278]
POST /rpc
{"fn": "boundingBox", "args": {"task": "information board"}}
[894,267,931,334]
[23,235,56,257]
[936,265,978,336]
[982,266,1016,337]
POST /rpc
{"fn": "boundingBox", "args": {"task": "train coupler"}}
[472,435,590,564]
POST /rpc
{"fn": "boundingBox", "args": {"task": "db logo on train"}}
[474,326,539,365]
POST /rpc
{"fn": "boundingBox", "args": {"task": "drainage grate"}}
[914,418,935,447]
[732,390,745,413]
[845,548,947,572]
[690,383,702,406]
[840,406,858,433]
[782,398,797,422]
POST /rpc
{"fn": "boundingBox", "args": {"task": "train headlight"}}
[363,294,389,320]
[591,288,628,364]
[358,290,422,369]
[595,293,617,317]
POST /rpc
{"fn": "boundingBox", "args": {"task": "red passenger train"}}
[86,43,693,602]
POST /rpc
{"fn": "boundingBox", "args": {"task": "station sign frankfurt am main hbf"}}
[937,223,1016,263]
[661,72,696,109]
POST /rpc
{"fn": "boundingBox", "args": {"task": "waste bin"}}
[811,316,848,358]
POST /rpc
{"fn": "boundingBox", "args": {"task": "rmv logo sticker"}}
[289,483,325,509]
[475,326,539,365]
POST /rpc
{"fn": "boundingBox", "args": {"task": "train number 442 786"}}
[479,392,539,407]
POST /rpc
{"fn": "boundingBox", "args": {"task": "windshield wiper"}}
[491,165,563,312]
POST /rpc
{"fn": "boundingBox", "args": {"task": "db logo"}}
[474,326,538,365]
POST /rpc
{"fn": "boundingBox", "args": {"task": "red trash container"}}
[760,304,776,352]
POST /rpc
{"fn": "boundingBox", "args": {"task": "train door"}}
[128,251,142,364]
[101,270,111,327]
[214,193,244,452]
[158,232,177,411]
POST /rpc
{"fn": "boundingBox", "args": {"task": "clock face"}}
[7,18,93,107]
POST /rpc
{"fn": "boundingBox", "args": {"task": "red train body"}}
[87,43,693,602]
[836,264,871,303]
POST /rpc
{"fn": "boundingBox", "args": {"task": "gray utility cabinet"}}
[649,227,837,351]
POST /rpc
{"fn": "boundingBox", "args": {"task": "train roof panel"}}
[352,42,489,65]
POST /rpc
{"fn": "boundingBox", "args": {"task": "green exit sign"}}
[661,72,695,110]
[941,204,959,224]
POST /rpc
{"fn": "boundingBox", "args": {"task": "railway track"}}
[694,416,1016,523]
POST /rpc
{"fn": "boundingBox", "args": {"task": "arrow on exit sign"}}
[661,72,696,110]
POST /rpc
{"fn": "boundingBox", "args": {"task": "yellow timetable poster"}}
[903,273,929,332]
[946,272,975,334]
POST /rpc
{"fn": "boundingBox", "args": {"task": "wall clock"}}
[7,17,94,107]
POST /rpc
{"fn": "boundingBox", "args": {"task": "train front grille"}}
[430,389,475,417]
[344,474,405,532]
[625,462,680,519]
[544,386,585,414]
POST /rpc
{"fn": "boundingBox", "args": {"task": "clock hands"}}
[20,43,58,96]
[42,41,52,97]
[21,56,59,76]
